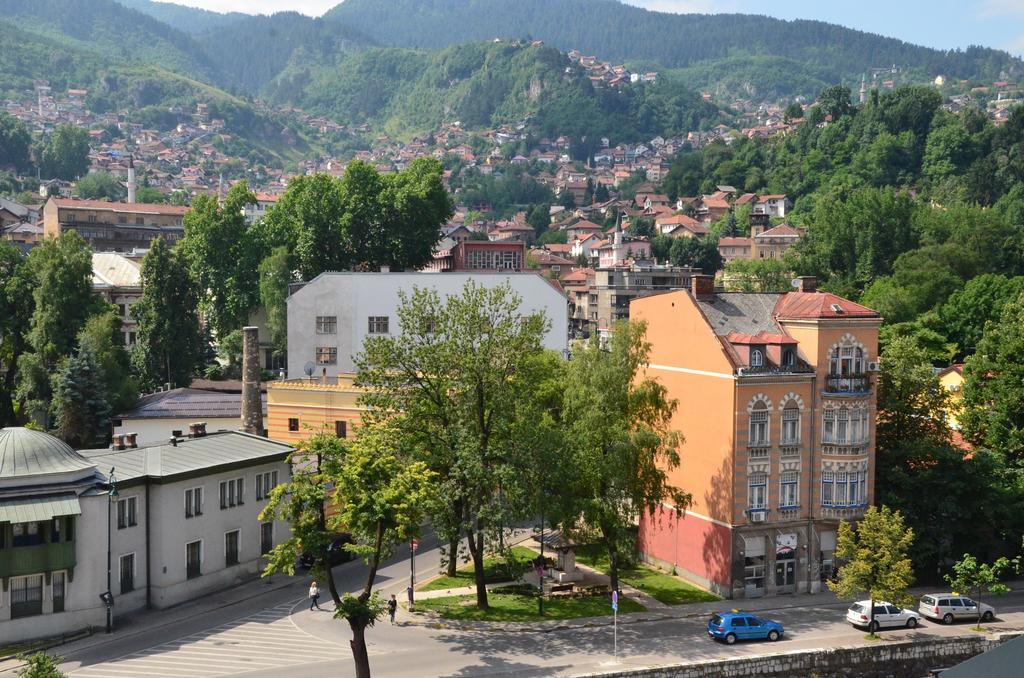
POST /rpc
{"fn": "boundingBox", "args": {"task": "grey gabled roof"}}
[0,494,81,523]
[942,634,1024,677]
[696,293,782,337]
[0,428,97,479]
[79,431,291,483]
[117,388,267,420]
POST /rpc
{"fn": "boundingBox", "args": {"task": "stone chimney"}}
[691,273,716,301]
[240,326,264,436]
[111,433,126,451]
[797,276,817,293]
[125,432,138,448]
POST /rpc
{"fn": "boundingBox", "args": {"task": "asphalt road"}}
[25,531,1024,678]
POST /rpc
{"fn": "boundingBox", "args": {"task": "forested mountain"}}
[266,42,721,141]
[327,0,1023,95]
[0,0,218,82]
[194,12,373,95]
[114,0,247,33]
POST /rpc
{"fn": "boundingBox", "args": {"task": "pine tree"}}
[52,344,110,448]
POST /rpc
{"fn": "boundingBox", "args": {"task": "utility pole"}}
[104,468,118,633]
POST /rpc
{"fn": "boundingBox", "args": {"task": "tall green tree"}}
[39,126,90,180]
[77,310,138,415]
[258,246,292,357]
[527,203,551,237]
[74,171,126,201]
[938,274,1024,359]
[131,237,204,389]
[830,506,915,635]
[0,241,33,425]
[562,321,691,593]
[0,112,32,173]
[669,235,723,274]
[179,182,262,337]
[356,282,550,609]
[52,344,110,448]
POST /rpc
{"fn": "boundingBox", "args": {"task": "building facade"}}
[266,375,365,446]
[43,198,188,252]
[576,264,695,336]
[287,272,568,378]
[631,275,881,599]
[0,427,291,644]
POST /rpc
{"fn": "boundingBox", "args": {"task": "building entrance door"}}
[775,559,795,593]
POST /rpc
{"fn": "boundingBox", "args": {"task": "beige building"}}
[266,375,365,446]
[43,198,188,252]
[92,252,144,346]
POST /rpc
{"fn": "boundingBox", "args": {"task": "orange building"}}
[631,274,881,599]
[265,374,366,445]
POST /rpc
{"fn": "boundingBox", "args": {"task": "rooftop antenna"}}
[303,361,315,381]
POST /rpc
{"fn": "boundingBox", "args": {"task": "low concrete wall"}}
[581,632,1023,678]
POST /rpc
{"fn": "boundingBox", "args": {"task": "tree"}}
[52,344,110,448]
[724,258,791,292]
[260,428,435,678]
[669,236,723,274]
[39,126,90,180]
[0,241,33,425]
[133,186,166,204]
[594,182,610,202]
[74,171,126,201]
[527,203,551,237]
[132,237,204,389]
[945,554,1012,629]
[179,183,262,338]
[817,85,852,120]
[16,232,95,425]
[258,247,292,357]
[938,274,1024,359]
[559,189,576,210]
[830,506,915,635]
[77,310,138,415]
[783,102,804,122]
[15,652,65,678]
[537,229,567,245]
[356,282,550,609]
[0,112,32,173]
[562,321,691,593]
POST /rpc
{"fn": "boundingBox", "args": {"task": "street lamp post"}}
[105,467,118,634]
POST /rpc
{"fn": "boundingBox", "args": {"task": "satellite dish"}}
[303,361,315,378]
[790,278,802,289]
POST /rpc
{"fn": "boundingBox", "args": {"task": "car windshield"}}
[710,615,722,626]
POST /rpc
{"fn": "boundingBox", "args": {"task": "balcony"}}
[821,442,870,457]
[780,445,801,457]
[0,542,76,579]
[748,446,769,459]
[824,374,872,395]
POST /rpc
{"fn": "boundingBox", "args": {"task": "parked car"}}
[919,594,995,624]
[298,534,356,569]
[846,601,920,632]
[707,612,784,644]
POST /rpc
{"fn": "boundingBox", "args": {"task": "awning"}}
[0,494,82,523]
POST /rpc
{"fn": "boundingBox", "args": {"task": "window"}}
[256,471,279,501]
[744,556,765,592]
[225,530,240,567]
[52,571,65,613]
[834,472,848,505]
[859,471,867,505]
[13,521,42,547]
[830,343,865,375]
[185,487,203,518]
[11,575,43,619]
[822,472,835,506]
[186,540,202,579]
[780,471,799,508]
[315,347,337,365]
[260,522,274,555]
[51,517,60,543]
[748,472,767,510]
[316,316,337,334]
[837,409,849,443]
[731,617,747,627]
[335,420,347,438]
[781,405,800,444]
[368,316,390,334]
[288,418,299,432]
[848,472,861,505]
[782,349,795,367]
[750,349,764,368]
[823,409,836,443]
[117,303,127,318]
[117,497,137,529]
[749,402,769,446]
[120,553,135,594]
[219,478,244,509]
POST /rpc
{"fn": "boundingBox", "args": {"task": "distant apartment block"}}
[43,198,188,252]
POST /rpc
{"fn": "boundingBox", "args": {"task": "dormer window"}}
[750,349,764,368]
[782,349,795,367]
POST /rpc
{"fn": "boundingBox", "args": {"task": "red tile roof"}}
[726,331,798,345]
[756,224,803,237]
[718,237,753,247]
[52,198,189,216]
[656,213,700,227]
[773,292,880,319]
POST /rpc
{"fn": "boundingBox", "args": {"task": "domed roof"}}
[0,427,96,480]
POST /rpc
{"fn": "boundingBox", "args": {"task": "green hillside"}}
[267,41,721,141]
[114,0,248,34]
[326,0,1024,98]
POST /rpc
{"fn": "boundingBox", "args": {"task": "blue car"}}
[707,611,784,644]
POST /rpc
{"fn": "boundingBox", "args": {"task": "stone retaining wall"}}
[580,632,1023,678]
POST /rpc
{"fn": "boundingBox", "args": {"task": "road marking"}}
[69,600,352,678]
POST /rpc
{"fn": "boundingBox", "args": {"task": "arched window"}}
[829,336,867,376]
[749,401,769,446]
[750,349,764,368]
[782,349,795,367]
[781,403,800,444]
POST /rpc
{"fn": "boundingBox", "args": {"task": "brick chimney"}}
[691,273,716,301]
[125,432,138,448]
[797,276,817,293]
[111,433,125,451]
[240,326,264,436]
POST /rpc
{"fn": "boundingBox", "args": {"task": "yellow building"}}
[937,364,965,429]
[266,375,366,445]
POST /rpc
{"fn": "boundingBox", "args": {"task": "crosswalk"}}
[70,600,352,677]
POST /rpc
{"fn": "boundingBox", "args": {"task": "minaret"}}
[126,154,137,204]
[859,74,867,105]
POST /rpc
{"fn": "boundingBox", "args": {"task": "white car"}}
[846,600,921,632]
[919,594,995,624]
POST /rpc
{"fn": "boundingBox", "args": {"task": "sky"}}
[169,0,1024,56]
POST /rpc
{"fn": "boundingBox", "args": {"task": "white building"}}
[0,427,291,644]
[287,272,569,378]
[92,252,143,347]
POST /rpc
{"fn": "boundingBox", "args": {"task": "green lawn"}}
[418,546,536,592]
[574,544,720,605]
[415,586,646,621]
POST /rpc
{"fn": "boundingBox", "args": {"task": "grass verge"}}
[574,544,720,605]
[415,585,646,621]
[418,546,536,592]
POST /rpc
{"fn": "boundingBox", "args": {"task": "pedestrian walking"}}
[388,594,398,625]
[309,581,321,610]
